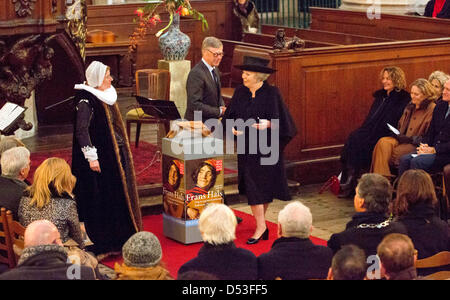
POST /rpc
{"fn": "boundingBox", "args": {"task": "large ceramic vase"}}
[158,14,191,60]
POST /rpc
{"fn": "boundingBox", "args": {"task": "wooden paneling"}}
[270,39,450,169]
[242,32,339,48]
[87,0,236,71]
[261,24,393,45]
[309,8,450,40]
[0,0,64,35]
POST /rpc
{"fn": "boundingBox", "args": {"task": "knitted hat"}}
[122,232,162,268]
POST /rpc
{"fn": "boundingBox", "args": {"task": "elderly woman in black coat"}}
[177,204,258,280]
[222,56,297,244]
[338,66,410,198]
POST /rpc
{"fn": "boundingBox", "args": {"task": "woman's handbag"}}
[319,175,340,196]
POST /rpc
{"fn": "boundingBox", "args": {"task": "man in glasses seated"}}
[185,36,226,124]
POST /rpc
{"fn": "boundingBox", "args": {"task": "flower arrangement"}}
[129,0,208,52]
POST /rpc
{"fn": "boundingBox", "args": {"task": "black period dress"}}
[72,89,142,255]
[223,82,297,205]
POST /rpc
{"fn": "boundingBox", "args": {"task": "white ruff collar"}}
[74,83,117,106]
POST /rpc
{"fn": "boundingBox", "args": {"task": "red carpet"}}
[29,141,237,186]
[100,210,327,278]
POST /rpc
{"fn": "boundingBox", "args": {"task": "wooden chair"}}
[0,208,15,268]
[5,212,25,267]
[416,251,450,280]
[430,172,448,221]
[125,69,171,148]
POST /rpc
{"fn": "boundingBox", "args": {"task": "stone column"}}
[340,0,419,15]
[157,60,191,119]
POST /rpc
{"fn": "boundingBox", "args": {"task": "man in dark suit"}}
[0,146,30,219]
[258,201,333,280]
[327,173,407,258]
[185,37,226,123]
[399,79,450,176]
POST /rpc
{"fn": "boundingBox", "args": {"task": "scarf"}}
[18,244,67,266]
[114,263,173,280]
[433,0,446,17]
[74,84,117,105]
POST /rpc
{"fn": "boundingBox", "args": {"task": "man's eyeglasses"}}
[207,49,224,57]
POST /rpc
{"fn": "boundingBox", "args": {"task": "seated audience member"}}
[328,173,407,257]
[177,204,257,280]
[424,0,450,18]
[398,79,450,176]
[19,157,85,248]
[327,245,367,280]
[392,170,450,261]
[338,66,410,198]
[258,201,333,280]
[377,233,420,280]
[177,271,219,280]
[18,157,103,277]
[114,231,173,280]
[0,136,25,173]
[0,147,30,219]
[428,71,450,101]
[0,220,96,280]
[371,78,437,178]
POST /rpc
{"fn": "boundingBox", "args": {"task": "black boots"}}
[338,166,357,198]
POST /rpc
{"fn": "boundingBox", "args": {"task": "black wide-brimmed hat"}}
[235,56,276,74]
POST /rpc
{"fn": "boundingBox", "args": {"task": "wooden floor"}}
[17,92,353,241]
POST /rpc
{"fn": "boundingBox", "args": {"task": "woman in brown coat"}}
[371,78,438,177]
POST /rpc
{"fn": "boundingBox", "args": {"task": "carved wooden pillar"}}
[0,0,68,135]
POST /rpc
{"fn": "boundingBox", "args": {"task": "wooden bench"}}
[242,32,340,48]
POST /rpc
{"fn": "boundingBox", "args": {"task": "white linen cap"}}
[85,61,108,88]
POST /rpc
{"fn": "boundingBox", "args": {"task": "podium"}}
[162,128,224,244]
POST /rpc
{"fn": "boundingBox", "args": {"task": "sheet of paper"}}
[0,102,25,131]
[387,123,400,135]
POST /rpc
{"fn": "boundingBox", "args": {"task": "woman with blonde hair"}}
[371,78,438,178]
[428,70,450,100]
[19,157,84,248]
[338,66,411,197]
[18,157,103,277]
[392,169,449,261]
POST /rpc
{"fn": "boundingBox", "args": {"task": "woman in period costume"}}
[338,66,411,198]
[222,56,297,244]
[371,78,438,178]
[71,61,142,257]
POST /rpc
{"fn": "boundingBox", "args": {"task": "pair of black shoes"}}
[246,228,269,245]
[338,167,358,198]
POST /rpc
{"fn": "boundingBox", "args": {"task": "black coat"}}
[185,61,224,122]
[0,246,95,280]
[258,237,333,280]
[0,176,27,220]
[393,203,450,260]
[424,0,450,18]
[341,89,411,170]
[422,100,450,170]
[327,212,408,257]
[222,82,297,205]
[72,90,139,254]
[177,242,258,280]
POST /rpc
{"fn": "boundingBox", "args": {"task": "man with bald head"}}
[377,233,419,280]
[258,201,333,280]
[0,220,96,280]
